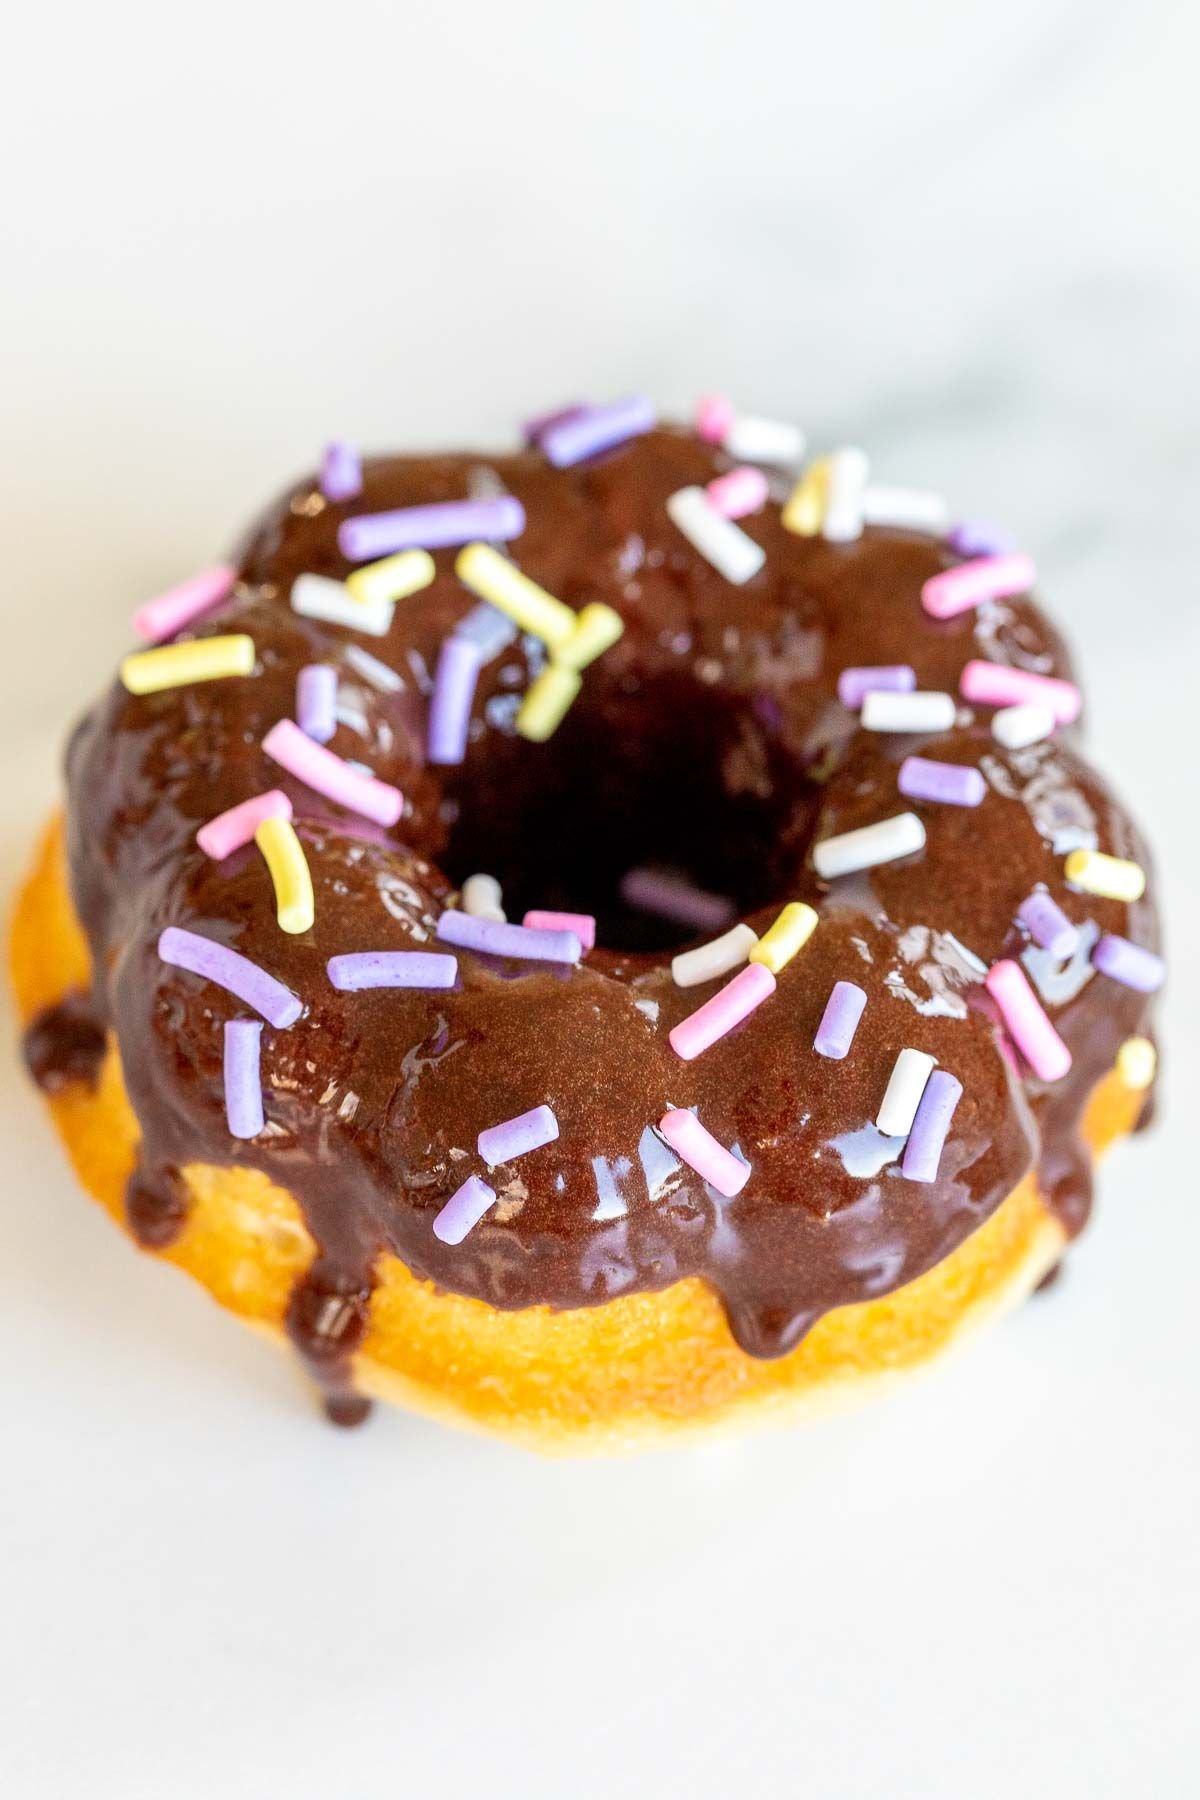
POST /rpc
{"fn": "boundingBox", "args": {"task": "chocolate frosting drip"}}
[49,428,1160,1396]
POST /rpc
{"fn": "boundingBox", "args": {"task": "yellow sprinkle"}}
[1064,849,1146,903]
[1116,1036,1157,1091]
[255,817,315,935]
[782,457,830,537]
[456,542,576,649]
[553,602,625,671]
[345,549,436,608]
[516,666,582,742]
[120,635,255,695]
[748,901,818,973]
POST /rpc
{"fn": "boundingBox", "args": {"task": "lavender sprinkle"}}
[478,1104,560,1167]
[327,952,458,992]
[158,927,302,1029]
[338,496,525,563]
[433,1175,497,1245]
[224,1020,265,1139]
[902,1071,963,1183]
[436,911,582,964]
[813,981,868,1060]
[1092,934,1165,993]
[1018,891,1080,960]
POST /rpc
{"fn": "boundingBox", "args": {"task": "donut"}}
[12,402,1163,1451]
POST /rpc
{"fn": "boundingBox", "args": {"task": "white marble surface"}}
[1,3,1198,1796]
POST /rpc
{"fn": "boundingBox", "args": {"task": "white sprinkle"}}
[291,574,392,637]
[343,644,403,692]
[861,690,957,733]
[721,415,806,468]
[991,700,1055,749]
[670,923,759,989]
[462,872,505,922]
[861,486,950,535]
[822,446,870,542]
[814,812,926,880]
[877,1048,937,1137]
[666,486,765,586]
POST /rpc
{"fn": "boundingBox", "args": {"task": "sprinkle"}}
[706,466,770,519]
[339,496,525,563]
[902,1071,963,1182]
[922,552,1037,620]
[345,548,436,609]
[223,1020,265,1139]
[749,902,817,974]
[877,1048,937,1137]
[1064,849,1147,903]
[837,664,916,709]
[620,868,735,932]
[813,981,867,1059]
[427,636,482,765]
[861,690,957,733]
[453,603,519,661]
[552,602,625,671]
[263,717,403,827]
[898,756,986,807]
[861,487,950,534]
[960,659,1082,725]
[524,910,596,952]
[343,644,403,693]
[658,1109,750,1197]
[255,817,315,935]
[949,520,1014,558]
[120,634,255,695]
[991,701,1055,749]
[436,910,582,964]
[669,961,776,1062]
[291,573,392,637]
[523,402,585,446]
[296,664,337,744]
[455,542,576,648]
[133,565,236,645]
[721,416,806,468]
[327,951,458,991]
[671,923,759,989]
[1117,1036,1157,1090]
[478,1104,560,1167]
[1092,934,1165,993]
[986,959,1072,1081]
[158,926,302,1029]
[1018,891,1080,959]
[432,1174,497,1245]
[197,790,292,861]
[540,395,655,467]
[822,446,870,542]
[665,486,765,585]
[813,812,926,880]
[320,442,362,503]
[462,873,505,921]
[695,394,736,443]
[781,457,830,536]
[517,665,582,742]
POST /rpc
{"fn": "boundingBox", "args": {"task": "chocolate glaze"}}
[41,428,1160,1410]
[24,993,105,1093]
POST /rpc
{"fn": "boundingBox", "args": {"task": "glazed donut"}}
[13,404,1163,1451]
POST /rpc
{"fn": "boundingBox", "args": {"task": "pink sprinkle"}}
[695,394,735,443]
[197,789,293,860]
[523,909,596,952]
[706,467,769,520]
[960,660,1082,725]
[922,553,1037,620]
[263,717,403,827]
[985,958,1073,1082]
[669,961,776,1062]
[133,565,237,645]
[658,1109,750,1197]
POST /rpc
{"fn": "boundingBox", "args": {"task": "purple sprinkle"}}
[327,951,458,991]
[478,1104,560,1167]
[158,926,303,1029]
[427,636,483,766]
[296,664,338,744]
[948,519,1014,558]
[433,1174,497,1246]
[540,396,656,469]
[619,867,735,933]
[898,756,987,808]
[224,1020,265,1139]
[338,496,525,563]
[1018,890,1080,960]
[813,981,868,1060]
[902,1071,964,1183]
[523,402,587,446]
[837,665,917,710]
[320,441,363,503]
[1092,934,1166,993]
[437,910,582,964]
[454,602,519,661]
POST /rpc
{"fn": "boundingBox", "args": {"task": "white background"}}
[2,3,1198,1795]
